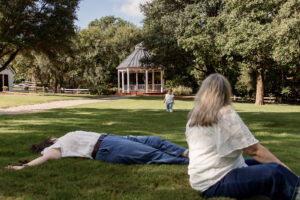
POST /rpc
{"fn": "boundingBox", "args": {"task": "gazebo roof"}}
[117,43,153,69]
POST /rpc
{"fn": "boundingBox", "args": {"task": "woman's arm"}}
[5,148,61,170]
[243,143,290,170]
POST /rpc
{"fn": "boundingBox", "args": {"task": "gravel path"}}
[0,96,131,115]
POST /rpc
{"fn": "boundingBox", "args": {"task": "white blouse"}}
[185,106,258,191]
[41,131,103,159]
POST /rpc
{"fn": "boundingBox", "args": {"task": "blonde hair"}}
[188,73,232,127]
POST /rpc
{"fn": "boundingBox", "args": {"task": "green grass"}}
[0,96,299,200]
[0,94,108,108]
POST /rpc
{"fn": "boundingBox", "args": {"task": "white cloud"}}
[119,0,149,17]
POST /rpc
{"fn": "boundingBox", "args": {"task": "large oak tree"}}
[0,0,80,72]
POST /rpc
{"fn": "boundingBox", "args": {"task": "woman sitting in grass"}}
[186,73,300,200]
[5,131,189,170]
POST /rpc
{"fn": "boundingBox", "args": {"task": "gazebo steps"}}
[116,92,164,96]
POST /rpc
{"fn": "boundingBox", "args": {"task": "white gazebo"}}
[117,43,164,94]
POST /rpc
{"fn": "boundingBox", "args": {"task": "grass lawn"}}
[0,93,107,108]
[0,96,299,200]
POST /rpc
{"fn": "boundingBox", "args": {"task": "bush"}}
[172,86,193,96]
[89,86,115,95]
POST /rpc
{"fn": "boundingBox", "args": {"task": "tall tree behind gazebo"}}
[117,43,164,95]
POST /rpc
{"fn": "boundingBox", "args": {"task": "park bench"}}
[232,96,278,104]
[263,97,277,103]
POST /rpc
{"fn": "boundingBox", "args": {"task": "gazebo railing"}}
[124,84,162,92]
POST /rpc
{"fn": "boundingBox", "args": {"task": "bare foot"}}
[181,150,189,158]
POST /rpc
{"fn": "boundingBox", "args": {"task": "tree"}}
[75,16,142,88]
[176,1,241,88]
[141,0,197,89]
[0,0,79,72]
[141,0,240,90]
[272,0,300,99]
[223,0,288,105]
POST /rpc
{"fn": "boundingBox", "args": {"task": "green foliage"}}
[272,0,300,67]
[141,1,198,90]
[0,0,80,71]
[75,16,142,89]
[281,86,292,96]
[89,86,115,95]
[141,0,300,103]
[10,16,142,92]
[172,86,193,96]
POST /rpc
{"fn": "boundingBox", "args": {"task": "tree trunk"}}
[54,78,58,93]
[0,49,20,72]
[255,64,264,105]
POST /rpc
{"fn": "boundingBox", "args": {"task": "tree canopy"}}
[142,0,300,104]
[0,0,80,72]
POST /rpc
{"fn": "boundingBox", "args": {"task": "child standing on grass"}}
[164,89,175,112]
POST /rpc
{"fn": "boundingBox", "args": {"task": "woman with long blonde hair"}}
[186,73,300,199]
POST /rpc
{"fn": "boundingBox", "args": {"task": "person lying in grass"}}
[186,73,300,200]
[5,131,189,170]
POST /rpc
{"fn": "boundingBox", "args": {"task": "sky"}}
[75,0,149,29]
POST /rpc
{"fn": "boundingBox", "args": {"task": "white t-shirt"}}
[185,106,258,191]
[41,131,103,159]
[165,94,174,103]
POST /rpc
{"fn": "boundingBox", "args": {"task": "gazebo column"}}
[118,70,120,93]
[160,70,164,93]
[152,70,155,91]
[122,71,125,93]
[145,69,148,93]
[127,68,130,93]
[136,71,138,91]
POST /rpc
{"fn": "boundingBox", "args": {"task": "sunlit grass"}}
[0,94,107,108]
[0,96,299,199]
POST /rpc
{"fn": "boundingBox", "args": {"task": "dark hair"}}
[29,139,54,153]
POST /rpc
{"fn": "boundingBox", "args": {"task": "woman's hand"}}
[5,148,61,171]
[5,165,25,170]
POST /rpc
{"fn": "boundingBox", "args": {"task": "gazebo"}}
[117,43,164,95]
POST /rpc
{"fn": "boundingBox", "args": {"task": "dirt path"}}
[0,96,131,115]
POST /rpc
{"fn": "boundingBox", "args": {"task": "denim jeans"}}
[166,102,173,112]
[95,135,188,164]
[203,159,300,200]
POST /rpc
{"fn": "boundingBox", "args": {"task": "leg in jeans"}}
[122,135,187,157]
[95,135,188,165]
[169,103,173,112]
[204,162,300,200]
[245,158,261,166]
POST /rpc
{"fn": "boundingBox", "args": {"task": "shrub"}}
[89,86,115,95]
[172,86,193,96]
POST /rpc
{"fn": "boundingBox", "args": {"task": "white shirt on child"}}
[165,94,174,103]
[185,106,258,191]
[41,131,102,159]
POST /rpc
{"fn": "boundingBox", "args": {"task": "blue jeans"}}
[95,135,188,164]
[203,159,300,200]
[166,102,173,112]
